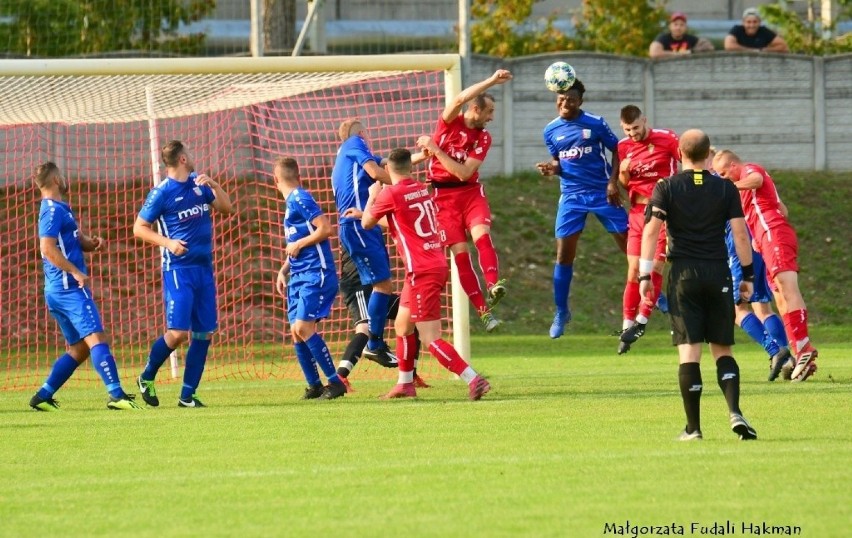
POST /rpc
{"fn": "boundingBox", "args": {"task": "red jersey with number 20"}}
[617,128,680,203]
[427,115,492,185]
[737,163,789,245]
[369,178,447,274]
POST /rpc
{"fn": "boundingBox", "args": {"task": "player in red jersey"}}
[612,105,681,354]
[415,69,513,333]
[712,150,818,381]
[352,148,491,400]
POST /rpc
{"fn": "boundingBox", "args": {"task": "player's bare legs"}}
[470,223,506,308]
[449,240,502,332]
[774,270,817,380]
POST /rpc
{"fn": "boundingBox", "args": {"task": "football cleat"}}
[302,383,324,400]
[136,375,160,407]
[486,279,507,309]
[791,361,817,383]
[107,394,144,410]
[791,346,818,381]
[549,310,571,339]
[178,395,206,408]
[619,322,646,344]
[730,413,757,440]
[677,428,703,441]
[381,383,417,399]
[768,348,793,382]
[481,311,503,333]
[413,373,432,388]
[362,342,399,369]
[320,380,347,400]
[29,394,60,412]
[468,375,491,401]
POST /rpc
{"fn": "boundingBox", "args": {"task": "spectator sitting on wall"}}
[650,12,715,58]
[724,7,790,53]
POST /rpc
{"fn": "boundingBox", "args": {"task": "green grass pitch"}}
[1,329,849,537]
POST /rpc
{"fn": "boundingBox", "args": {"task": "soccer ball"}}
[544,62,577,93]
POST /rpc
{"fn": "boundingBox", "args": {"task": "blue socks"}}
[37,353,80,399]
[91,343,125,398]
[366,291,390,350]
[763,314,789,347]
[306,333,339,384]
[294,341,321,386]
[553,263,573,315]
[180,338,211,401]
[740,313,779,357]
[141,336,174,382]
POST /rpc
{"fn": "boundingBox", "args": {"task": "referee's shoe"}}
[730,413,758,440]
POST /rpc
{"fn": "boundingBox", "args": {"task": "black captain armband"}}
[643,204,666,224]
[637,274,651,282]
[741,263,755,282]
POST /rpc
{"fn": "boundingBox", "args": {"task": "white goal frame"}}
[0,54,471,362]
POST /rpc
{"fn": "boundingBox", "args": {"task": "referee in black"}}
[638,129,757,441]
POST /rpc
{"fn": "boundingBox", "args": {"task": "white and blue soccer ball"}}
[544,62,577,93]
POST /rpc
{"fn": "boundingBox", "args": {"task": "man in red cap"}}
[649,11,714,58]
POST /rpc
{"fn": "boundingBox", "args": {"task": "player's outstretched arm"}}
[442,69,512,122]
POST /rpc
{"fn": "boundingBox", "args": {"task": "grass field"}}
[2,329,849,538]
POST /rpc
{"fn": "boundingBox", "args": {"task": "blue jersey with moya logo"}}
[138,172,217,270]
[38,198,87,292]
[284,188,335,275]
[543,110,619,196]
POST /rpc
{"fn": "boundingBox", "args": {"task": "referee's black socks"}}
[678,363,703,434]
[716,356,741,415]
[337,332,369,377]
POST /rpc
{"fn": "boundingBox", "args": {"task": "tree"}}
[0,0,215,57]
[263,0,297,53]
[759,0,852,54]
[572,0,668,57]
[471,0,576,57]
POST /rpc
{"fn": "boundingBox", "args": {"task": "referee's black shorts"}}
[339,275,400,327]
[666,259,735,346]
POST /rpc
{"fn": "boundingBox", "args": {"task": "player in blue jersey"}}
[133,140,234,408]
[273,157,346,399]
[535,79,628,338]
[726,223,793,380]
[331,119,397,365]
[29,162,142,411]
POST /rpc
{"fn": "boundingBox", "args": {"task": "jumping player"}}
[415,69,512,332]
[536,79,628,338]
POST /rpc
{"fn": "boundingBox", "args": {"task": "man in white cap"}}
[724,7,789,52]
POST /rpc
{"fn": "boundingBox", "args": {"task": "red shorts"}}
[756,223,799,279]
[626,204,667,260]
[432,184,492,246]
[400,267,449,322]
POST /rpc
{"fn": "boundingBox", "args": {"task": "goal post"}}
[0,54,471,390]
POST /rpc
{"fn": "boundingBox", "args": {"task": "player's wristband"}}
[638,259,654,274]
[637,274,651,283]
[741,263,755,282]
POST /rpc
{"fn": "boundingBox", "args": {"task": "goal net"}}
[0,55,466,391]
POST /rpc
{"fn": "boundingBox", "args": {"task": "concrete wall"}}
[1,52,850,188]
[213,1,787,23]
[471,52,852,177]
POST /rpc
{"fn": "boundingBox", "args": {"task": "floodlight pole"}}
[250,0,264,57]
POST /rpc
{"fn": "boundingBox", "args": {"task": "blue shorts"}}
[45,287,105,344]
[288,270,338,324]
[729,248,773,304]
[339,222,391,284]
[163,266,218,333]
[555,192,628,239]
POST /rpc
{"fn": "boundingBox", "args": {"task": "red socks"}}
[453,251,487,314]
[428,339,469,376]
[474,234,499,288]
